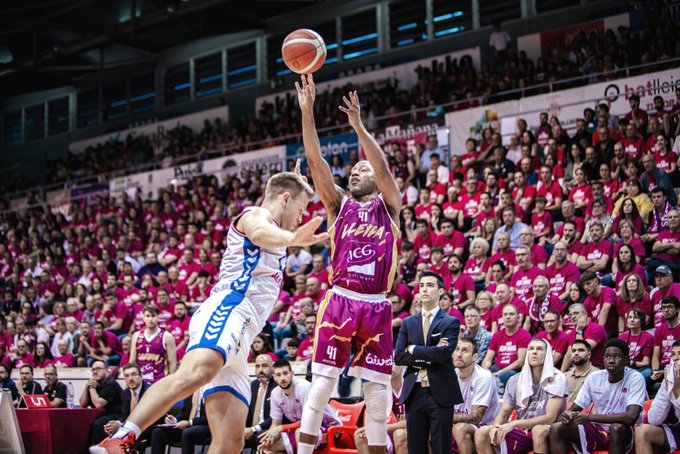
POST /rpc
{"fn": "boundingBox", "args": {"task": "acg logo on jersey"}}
[347,243,376,264]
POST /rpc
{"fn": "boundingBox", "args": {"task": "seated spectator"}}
[451,337,500,452]
[519,227,548,269]
[168,301,191,361]
[611,199,644,242]
[560,303,608,371]
[549,339,645,454]
[535,310,570,367]
[581,271,618,336]
[564,340,597,404]
[257,359,339,453]
[611,243,647,292]
[282,338,300,361]
[80,360,123,444]
[652,296,680,384]
[481,303,532,387]
[651,265,680,327]
[524,276,565,335]
[0,364,20,403]
[462,305,492,364]
[11,339,34,369]
[576,223,612,274]
[616,273,652,331]
[634,340,680,453]
[18,364,43,399]
[248,333,278,363]
[436,218,465,257]
[492,206,529,251]
[88,321,123,366]
[648,209,680,278]
[642,187,672,246]
[475,338,567,454]
[619,308,653,385]
[546,241,581,300]
[42,364,67,408]
[531,196,553,246]
[33,340,54,368]
[50,317,73,357]
[641,153,677,207]
[296,314,316,361]
[509,245,545,302]
[464,238,490,286]
[244,354,276,451]
[447,254,476,310]
[52,338,75,367]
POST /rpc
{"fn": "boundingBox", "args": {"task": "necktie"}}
[251,384,266,426]
[418,312,432,382]
[130,390,137,412]
[189,390,199,420]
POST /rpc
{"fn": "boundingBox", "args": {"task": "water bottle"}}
[67,381,75,409]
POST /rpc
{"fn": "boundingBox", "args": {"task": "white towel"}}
[666,360,676,392]
[516,339,567,409]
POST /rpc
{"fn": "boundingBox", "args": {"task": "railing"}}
[4,55,680,211]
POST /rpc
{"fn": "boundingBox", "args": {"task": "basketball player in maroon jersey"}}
[129,305,177,384]
[296,74,402,454]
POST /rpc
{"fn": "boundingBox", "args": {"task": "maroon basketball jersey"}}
[328,196,398,294]
[136,328,167,383]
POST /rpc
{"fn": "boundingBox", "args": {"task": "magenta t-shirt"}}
[435,231,466,256]
[579,240,613,265]
[449,273,475,307]
[510,266,546,301]
[619,331,653,363]
[584,286,618,335]
[656,230,680,263]
[488,327,532,368]
[651,284,680,327]
[536,330,570,358]
[489,249,516,270]
[654,321,680,366]
[546,261,580,297]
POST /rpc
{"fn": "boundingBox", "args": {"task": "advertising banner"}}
[109,146,286,202]
[70,105,229,153]
[286,133,360,173]
[540,19,604,60]
[445,68,680,152]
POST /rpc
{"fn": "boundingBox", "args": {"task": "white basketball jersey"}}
[212,207,287,327]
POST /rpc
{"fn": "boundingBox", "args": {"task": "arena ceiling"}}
[0,0,325,97]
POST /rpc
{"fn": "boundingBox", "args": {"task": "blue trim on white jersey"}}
[203,385,249,407]
[230,237,260,293]
[194,290,245,362]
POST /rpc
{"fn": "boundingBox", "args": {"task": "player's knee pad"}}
[300,374,336,436]
[362,381,389,446]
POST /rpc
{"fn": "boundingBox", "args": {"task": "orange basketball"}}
[281,29,327,74]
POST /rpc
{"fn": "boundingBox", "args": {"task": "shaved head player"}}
[296,74,402,454]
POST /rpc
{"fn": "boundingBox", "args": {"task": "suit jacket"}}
[176,393,208,426]
[246,378,277,432]
[395,308,463,408]
[121,383,150,418]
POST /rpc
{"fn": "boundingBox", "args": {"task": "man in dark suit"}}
[244,353,277,451]
[395,270,462,454]
[149,390,210,454]
[103,363,152,449]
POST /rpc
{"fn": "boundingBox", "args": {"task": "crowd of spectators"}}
[11,13,675,197]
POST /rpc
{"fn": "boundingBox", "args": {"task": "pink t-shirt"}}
[449,273,475,308]
[536,330,570,359]
[510,266,546,301]
[567,321,607,366]
[654,321,680,366]
[435,231,466,256]
[619,331,653,363]
[584,286,618,335]
[656,230,680,263]
[546,262,580,297]
[488,327,532,368]
[651,284,680,328]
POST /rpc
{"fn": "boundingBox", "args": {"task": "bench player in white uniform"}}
[95,169,327,454]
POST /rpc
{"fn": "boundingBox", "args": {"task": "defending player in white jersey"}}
[94,169,327,454]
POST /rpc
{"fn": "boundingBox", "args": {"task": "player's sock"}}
[297,442,315,454]
[111,421,141,439]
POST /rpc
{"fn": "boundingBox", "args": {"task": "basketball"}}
[281,29,327,74]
